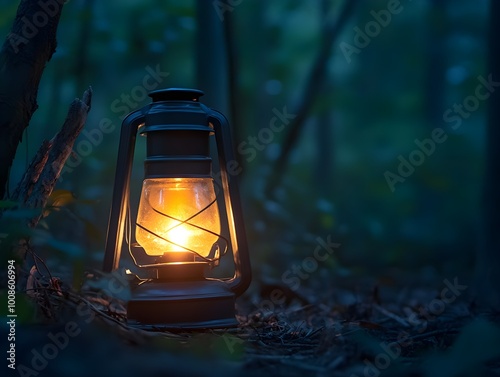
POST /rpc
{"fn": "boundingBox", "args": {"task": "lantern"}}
[103,88,251,329]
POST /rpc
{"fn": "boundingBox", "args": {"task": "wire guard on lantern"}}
[126,192,229,269]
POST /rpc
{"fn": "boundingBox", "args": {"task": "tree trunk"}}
[475,0,500,311]
[425,0,447,127]
[315,0,335,200]
[315,111,333,199]
[74,0,95,94]
[222,6,243,168]
[0,0,65,199]
[195,0,228,113]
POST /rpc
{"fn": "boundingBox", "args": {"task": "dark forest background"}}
[1,0,499,376]
[1,0,491,282]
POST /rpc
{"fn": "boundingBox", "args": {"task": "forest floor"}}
[10,269,500,377]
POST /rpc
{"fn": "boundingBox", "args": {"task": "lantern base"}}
[127,279,238,329]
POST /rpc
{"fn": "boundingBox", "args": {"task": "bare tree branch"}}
[265,0,358,199]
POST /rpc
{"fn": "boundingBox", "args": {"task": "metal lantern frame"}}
[103,88,251,329]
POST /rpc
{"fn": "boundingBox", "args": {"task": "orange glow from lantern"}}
[135,178,220,259]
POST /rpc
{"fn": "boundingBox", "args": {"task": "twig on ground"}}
[373,303,411,328]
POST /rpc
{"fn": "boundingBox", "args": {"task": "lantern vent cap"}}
[149,88,204,102]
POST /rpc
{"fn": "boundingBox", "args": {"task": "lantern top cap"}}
[148,88,205,102]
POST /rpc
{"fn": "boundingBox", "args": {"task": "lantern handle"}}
[103,109,146,272]
[207,109,252,297]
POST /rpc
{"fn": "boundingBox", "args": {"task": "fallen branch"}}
[373,304,411,328]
